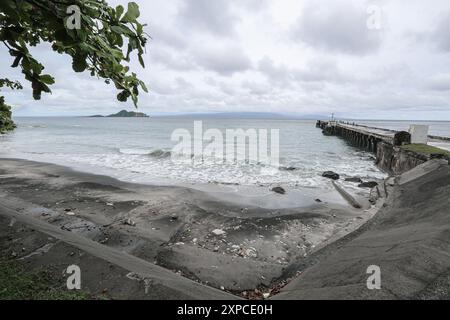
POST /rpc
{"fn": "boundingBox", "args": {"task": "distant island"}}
[90,110,149,118]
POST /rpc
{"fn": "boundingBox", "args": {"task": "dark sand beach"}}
[0,158,381,299]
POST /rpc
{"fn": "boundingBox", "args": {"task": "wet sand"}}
[0,158,382,298]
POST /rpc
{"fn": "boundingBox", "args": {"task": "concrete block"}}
[409,125,429,144]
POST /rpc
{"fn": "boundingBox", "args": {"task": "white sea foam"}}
[1,117,390,193]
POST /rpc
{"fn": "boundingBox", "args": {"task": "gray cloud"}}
[177,0,238,37]
[150,24,188,50]
[257,56,350,86]
[426,73,450,91]
[291,2,383,55]
[150,46,197,71]
[5,0,450,119]
[293,58,351,83]
[257,56,291,84]
[431,12,450,52]
[192,43,252,76]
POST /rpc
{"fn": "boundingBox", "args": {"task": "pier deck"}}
[316,120,450,174]
[315,120,410,152]
[316,120,450,151]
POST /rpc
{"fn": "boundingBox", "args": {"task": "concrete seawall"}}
[274,159,450,299]
[316,120,449,175]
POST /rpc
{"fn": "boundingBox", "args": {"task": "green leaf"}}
[121,2,140,23]
[1,0,147,108]
[11,55,22,68]
[139,80,148,93]
[72,55,88,73]
[138,54,145,68]
[39,74,55,85]
[116,5,124,20]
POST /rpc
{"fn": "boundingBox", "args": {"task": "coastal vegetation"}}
[0,261,90,300]
[91,109,149,117]
[401,143,450,158]
[0,0,148,133]
[0,97,16,133]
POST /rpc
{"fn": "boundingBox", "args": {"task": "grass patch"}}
[0,261,90,300]
[401,143,450,157]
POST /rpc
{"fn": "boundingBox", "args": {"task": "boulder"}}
[322,171,340,180]
[123,218,136,226]
[212,229,226,236]
[271,186,286,194]
[358,181,379,188]
[280,166,296,171]
[345,177,363,183]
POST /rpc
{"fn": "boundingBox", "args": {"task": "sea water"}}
[3,117,446,206]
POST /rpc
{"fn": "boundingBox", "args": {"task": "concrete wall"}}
[375,142,428,175]
[409,125,429,144]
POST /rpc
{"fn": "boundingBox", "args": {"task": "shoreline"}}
[0,153,378,209]
[0,157,382,299]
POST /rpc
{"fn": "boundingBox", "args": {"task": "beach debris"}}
[271,186,286,194]
[192,238,198,243]
[8,218,16,227]
[358,181,379,188]
[244,248,258,258]
[322,171,340,180]
[170,215,178,222]
[65,211,75,216]
[123,218,136,226]
[106,202,114,206]
[211,229,226,236]
[213,246,219,252]
[175,242,184,246]
[220,286,225,291]
[315,198,322,203]
[263,292,271,299]
[280,166,296,171]
[345,177,363,183]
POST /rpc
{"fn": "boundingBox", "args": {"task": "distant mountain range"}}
[90,110,149,118]
[87,110,334,120]
[151,112,328,120]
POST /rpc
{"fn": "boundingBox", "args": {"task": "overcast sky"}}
[2,0,450,119]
